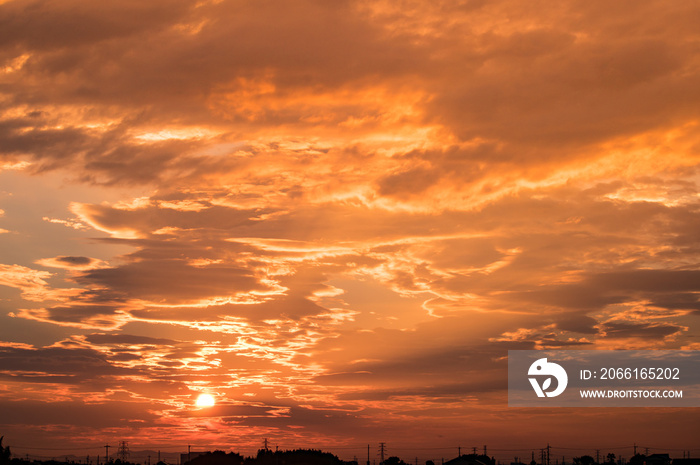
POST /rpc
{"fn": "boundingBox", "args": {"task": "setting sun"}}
[195,393,216,408]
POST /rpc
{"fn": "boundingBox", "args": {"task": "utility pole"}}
[158,451,161,464]
[367,445,371,465]
[633,445,637,457]
[105,445,111,463]
[188,445,192,463]
[644,450,649,456]
[379,443,386,464]
[547,444,551,465]
[484,447,488,457]
[595,451,599,465]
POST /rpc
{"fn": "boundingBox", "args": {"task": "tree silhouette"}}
[0,436,11,465]
[190,451,243,465]
[606,454,615,464]
[574,456,595,465]
[383,457,407,465]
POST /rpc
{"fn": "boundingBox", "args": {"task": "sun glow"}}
[195,393,216,407]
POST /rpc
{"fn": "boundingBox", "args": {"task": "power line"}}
[392,448,460,452]
[11,446,105,451]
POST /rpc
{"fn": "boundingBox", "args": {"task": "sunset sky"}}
[1,0,699,460]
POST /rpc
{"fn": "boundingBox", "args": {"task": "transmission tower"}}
[379,443,386,464]
[117,441,129,463]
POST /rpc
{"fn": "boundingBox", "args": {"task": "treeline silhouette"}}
[0,439,693,465]
[0,447,360,465]
[188,449,357,465]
